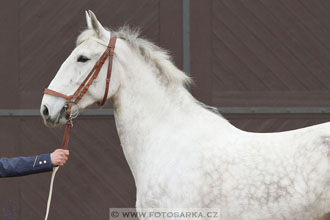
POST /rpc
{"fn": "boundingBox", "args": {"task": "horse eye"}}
[77,55,90,63]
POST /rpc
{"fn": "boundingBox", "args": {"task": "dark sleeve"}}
[0,154,53,178]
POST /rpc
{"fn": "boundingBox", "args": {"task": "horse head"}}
[40,10,121,127]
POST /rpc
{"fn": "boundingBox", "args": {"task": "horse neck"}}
[111,58,197,180]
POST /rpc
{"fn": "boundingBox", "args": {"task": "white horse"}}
[40,11,330,220]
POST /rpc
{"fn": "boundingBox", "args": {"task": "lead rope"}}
[42,36,116,220]
[44,166,59,220]
[44,104,73,220]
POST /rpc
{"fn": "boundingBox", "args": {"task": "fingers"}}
[59,150,69,166]
[52,149,69,154]
[51,148,70,167]
[58,160,66,166]
[55,149,69,155]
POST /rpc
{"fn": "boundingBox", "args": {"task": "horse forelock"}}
[76,26,192,87]
[76,29,98,46]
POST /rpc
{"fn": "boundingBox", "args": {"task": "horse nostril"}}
[42,105,49,118]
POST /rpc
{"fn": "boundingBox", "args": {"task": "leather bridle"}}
[43,36,117,150]
[43,36,117,220]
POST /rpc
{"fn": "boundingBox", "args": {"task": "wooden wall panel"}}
[0,1,19,108]
[227,114,330,133]
[0,118,20,219]
[191,0,330,107]
[190,0,213,105]
[18,0,182,109]
[0,1,182,219]
[15,116,135,219]
[1,0,330,219]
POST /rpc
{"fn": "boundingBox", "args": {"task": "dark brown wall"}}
[0,0,330,219]
[191,0,330,108]
[191,0,330,133]
[0,1,182,219]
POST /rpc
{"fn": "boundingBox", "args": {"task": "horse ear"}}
[85,10,92,29]
[86,10,108,39]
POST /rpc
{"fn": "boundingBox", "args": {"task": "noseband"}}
[44,36,117,150]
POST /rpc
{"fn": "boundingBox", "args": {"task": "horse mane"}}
[114,26,192,86]
[77,26,192,87]
[77,27,223,117]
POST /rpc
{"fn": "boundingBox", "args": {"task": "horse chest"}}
[135,158,223,209]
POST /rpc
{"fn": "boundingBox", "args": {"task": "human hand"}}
[50,149,69,166]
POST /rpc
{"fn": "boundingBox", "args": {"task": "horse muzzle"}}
[41,103,68,128]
